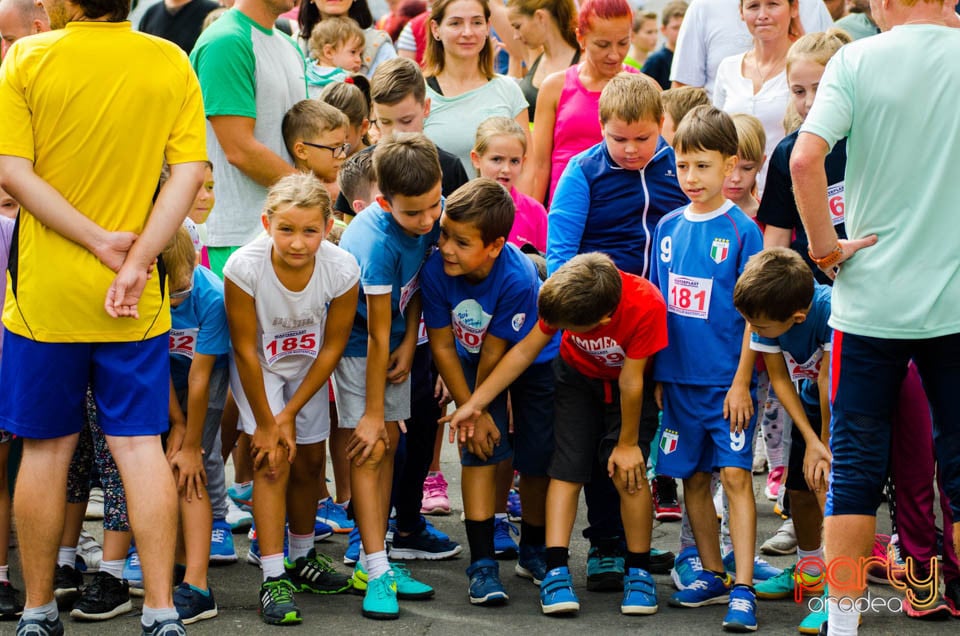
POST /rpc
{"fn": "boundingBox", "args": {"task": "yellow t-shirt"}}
[0,21,207,342]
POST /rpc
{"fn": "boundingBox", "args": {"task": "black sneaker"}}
[652,476,682,522]
[53,565,83,608]
[649,548,677,575]
[173,582,218,625]
[945,578,960,617]
[586,542,624,592]
[285,549,352,594]
[15,615,64,636]
[0,580,23,620]
[69,572,132,621]
[259,574,302,625]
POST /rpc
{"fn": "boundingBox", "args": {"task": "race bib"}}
[262,328,320,366]
[398,271,421,315]
[828,181,845,226]
[667,272,713,320]
[451,299,492,354]
[782,349,823,381]
[169,328,199,359]
[417,316,428,346]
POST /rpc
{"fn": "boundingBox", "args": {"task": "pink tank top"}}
[548,65,602,203]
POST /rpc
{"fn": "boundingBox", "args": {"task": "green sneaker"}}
[285,549,352,594]
[757,564,824,601]
[798,588,827,634]
[362,571,400,620]
[351,561,434,599]
[259,575,302,625]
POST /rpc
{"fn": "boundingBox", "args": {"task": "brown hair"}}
[672,104,738,158]
[281,100,349,157]
[632,9,657,31]
[371,57,427,106]
[338,149,376,207]
[661,0,687,25]
[264,172,333,221]
[319,76,372,147]
[75,0,128,22]
[443,178,515,245]
[424,0,494,79]
[373,133,442,201]
[474,116,527,158]
[538,253,622,327]
[734,247,815,322]
[507,0,579,50]
[599,72,662,125]
[161,226,196,292]
[661,86,709,128]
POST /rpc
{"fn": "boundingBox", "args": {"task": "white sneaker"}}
[760,519,797,556]
[76,530,103,573]
[85,487,105,521]
[225,496,253,532]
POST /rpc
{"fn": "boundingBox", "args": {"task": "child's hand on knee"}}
[608,444,646,494]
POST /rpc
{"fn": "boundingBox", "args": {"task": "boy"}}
[641,1,688,90]
[650,105,763,632]
[282,99,351,194]
[660,87,709,145]
[733,247,832,633]
[337,150,379,219]
[445,252,669,617]
[335,133,445,620]
[624,10,659,71]
[306,16,365,93]
[547,71,687,590]
[420,179,557,604]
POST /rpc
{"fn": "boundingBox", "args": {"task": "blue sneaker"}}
[540,566,579,615]
[246,526,288,566]
[422,516,450,541]
[351,561,434,599]
[173,582,218,625]
[671,546,703,590]
[140,617,186,635]
[515,543,547,585]
[124,547,144,597]
[722,584,758,632]
[15,615,64,636]
[722,551,783,583]
[586,543,624,591]
[467,559,509,605]
[227,481,252,511]
[390,523,462,561]
[507,489,522,522]
[362,571,399,620]
[343,527,361,565]
[316,498,354,534]
[314,519,333,542]
[210,519,238,564]
[621,568,658,615]
[493,516,519,560]
[669,570,732,608]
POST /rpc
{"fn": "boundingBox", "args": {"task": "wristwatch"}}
[808,243,844,269]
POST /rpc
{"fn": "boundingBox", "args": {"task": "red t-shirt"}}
[539,271,668,381]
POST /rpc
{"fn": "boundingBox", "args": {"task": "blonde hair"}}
[786,28,852,74]
[474,116,527,158]
[162,227,196,291]
[783,100,803,134]
[281,100,349,157]
[264,172,333,221]
[308,16,365,62]
[424,0,494,80]
[538,253,622,327]
[730,113,766,163]
[599,72,662,125]
[661,86,709,128]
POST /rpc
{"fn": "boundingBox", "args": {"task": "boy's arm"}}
[167,375,187,455]
[763,225,793,249]
[224,278,293,472]
[387,291,420,384]
[817,350,832,447]
[723,325,756,432]
[608,356,648,494]
[279,282,360,427]
[545,161,591,276]
[171,352,218,502]
[347,292,393,464]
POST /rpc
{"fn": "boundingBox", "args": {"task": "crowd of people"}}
[0,0,959,634]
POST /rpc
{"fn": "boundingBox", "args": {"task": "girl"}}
[298,0,397,78]
[319,77,373,158]
[224,173,359,626]
[422,0,532,181]
[724,113,766,220]
[531,0,636,205]
[471,116,547,254]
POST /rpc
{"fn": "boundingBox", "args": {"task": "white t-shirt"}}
[713,52,789,197]
[223,234,360,380]
[670,0,833,97]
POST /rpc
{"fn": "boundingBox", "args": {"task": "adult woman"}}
[298,0,397,77]
[507,0,580,123]
[423,0,532,185]
[531,0,635,205]
[713,0,800,195]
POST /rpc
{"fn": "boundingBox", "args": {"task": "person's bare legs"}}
[288,443,325,536]
[721,466,756,586]
[328,414,351,503]
[790,490,823,552]
[682,471,723,572]
[15,435,79,608]
[823,515,875,599]
[106,434,178,610]
[352,423,400,557]
[545,480,581,548]
[60,502,85,554]
[0,443,10,570]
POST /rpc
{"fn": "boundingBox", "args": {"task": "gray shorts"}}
[333,356,411,428]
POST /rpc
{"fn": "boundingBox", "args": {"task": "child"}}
[651,105,763,632]
[640,1,688,90]
[470,117,547,254]
[724,114,766,220]
[184,161,215,268]
[337,150,379,220]
[334,133,445,620]
[163,226,233,624]
[444,251,668,617]
[224,173,358,625]
[283,99,351,199]
[624,10,659,71]
[420,178,557,604]
[307,16,366,93]
[660,86,710,144]
[733,247,833,633]
[319,78,373,158]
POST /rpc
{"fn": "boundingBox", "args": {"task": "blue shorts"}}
[460,356,555,476]
[656,382,756,479]
[0,331,170,439]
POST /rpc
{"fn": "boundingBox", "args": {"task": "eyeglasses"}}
[302,141,351,159]
[169,286,193,300]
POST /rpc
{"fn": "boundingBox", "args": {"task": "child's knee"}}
[683,471,713,494]
[719,466,751,492]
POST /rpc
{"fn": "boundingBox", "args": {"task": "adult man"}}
[0,0,207,633]
[189,0,305,277]
[791,0,960,633]
[138,0,219,53]
[0,0,49,58]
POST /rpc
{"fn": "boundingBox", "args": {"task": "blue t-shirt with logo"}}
[170,265,231,389]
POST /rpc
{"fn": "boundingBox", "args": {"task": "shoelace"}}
[728,597,754,613]
[265,579,296,605]
[495,518,519,537]
[308,552,336,573]
[684,556,703,572]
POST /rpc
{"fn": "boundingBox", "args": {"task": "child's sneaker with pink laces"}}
[420,472,451,515]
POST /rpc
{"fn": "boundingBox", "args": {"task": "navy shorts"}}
[0,331,170,439]
[460,356,555,476]
[656,382,756,479]
[827,330,960,519]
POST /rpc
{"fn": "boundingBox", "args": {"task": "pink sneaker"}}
[420,472,451,515]
[764,466,784,501]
